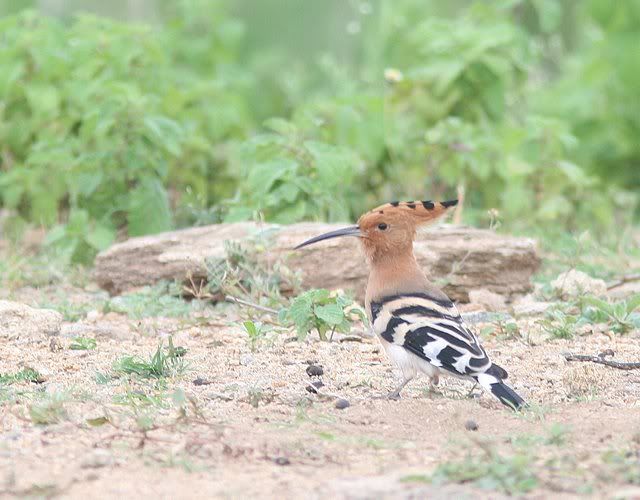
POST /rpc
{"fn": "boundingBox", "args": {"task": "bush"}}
[0,1,638,264]
[0,8,250,262]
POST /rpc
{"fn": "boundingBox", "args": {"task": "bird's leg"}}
[386,377,411,400]
[423,374,441,398]
[466,381,480,398]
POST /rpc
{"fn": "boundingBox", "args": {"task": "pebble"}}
[193,377,213,386]
[86,310,101,322]
[274,457,290,466]
[335,398,350,410]
[239,354,254,366]
[306,364,324,377]
[80,449,114,469]
[306,381,324,394]
[464,419,479,431]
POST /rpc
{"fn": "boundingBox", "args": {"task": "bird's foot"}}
[466,382,481,399]
[372,390,402,400]
[386,390,402,401]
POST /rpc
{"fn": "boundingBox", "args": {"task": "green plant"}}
[29,391,69,425]
[113,337,187,379]
[580,295,640,334]
[104,281,202,319]
[280,288,367,341]
[206,232,301,309]
[243,320,270,352]
[0,367,43,385]
[539,308,583,339]
[430,446,539,495]
[0,8,251,263]
[224,118,362,223]
[69,337,97,350]
[539,294,640,340]
[602,448,640,485]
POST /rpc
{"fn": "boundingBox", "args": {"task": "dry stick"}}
[225,295,278,315]
[563,350,640,370]
[606,273,640,290]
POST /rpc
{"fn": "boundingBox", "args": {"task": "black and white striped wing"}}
[370,292,498,378]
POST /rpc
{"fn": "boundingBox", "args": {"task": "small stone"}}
[512,296,553,317]
[464,419,479,431]
[205,392,233,401]
[273,457,290,466]
[49,337,63,352]
[86,310,101,322]
[239,354,254,366]
[335,398,350,410]
[306,364,324,377]
[193,377,212,386]
[468,289,507,312]
[305,381,324,394]
[551,269,607,299]
[80,449,113,469]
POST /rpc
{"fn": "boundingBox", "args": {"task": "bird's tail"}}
[475,365,526,411]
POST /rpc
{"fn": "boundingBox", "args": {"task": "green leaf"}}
[127,177,173,236]
[314,303,345,326]
[86,224,116,251]
[625,294,640,313]
[86,416,109,427]
[243,320,258,337]
[287,295,313,336]
[264,117,298,137]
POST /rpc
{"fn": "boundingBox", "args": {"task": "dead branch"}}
[606,273,640,290]
[225,295,278,314]
[563,349,640,370]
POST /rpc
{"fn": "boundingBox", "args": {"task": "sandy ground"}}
[1,287,640,499]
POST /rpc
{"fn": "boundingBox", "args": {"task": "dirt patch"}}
[1,287,639,499]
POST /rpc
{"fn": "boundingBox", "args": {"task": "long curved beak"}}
[294,225,362,249]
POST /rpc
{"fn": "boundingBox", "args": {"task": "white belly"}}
[379,337,441,381]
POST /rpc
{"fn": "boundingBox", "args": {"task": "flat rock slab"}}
[0,300,63,338]
[94,223,540,302]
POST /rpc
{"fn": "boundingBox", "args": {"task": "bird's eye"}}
[377,223,388,231]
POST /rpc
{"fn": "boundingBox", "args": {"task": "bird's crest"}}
[294,199,458,251]
[358,200,457,229]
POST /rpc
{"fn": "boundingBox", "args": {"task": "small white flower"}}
[384,68,404,83]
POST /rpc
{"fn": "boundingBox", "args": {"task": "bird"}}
[295,199,526,410]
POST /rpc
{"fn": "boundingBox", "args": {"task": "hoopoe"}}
[295,200,525,410]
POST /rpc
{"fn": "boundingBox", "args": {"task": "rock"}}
[80,449,113,469]
[461,311,513,325]
[239,354,254,366]
[94,223,540,302]
[60,322,129,341]
[512,295,553,317]
[468,289,507,312]
[335,398,350,410]
[193,377,213,386]
[306,364,324,377]
[306,381,324,394]
[86,310,101,322]
[551,270,607,299]
[0,301,63,338]
[464,419,479,431]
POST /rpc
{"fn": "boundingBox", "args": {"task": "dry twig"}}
[606,273,640,290]
[225,295,278,314]
[563,349,640,370]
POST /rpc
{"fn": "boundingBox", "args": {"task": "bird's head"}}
[295,200,457,262]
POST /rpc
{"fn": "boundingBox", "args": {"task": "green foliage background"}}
[0,0,638,262]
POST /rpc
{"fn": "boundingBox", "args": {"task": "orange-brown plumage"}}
[356,199,456,262]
